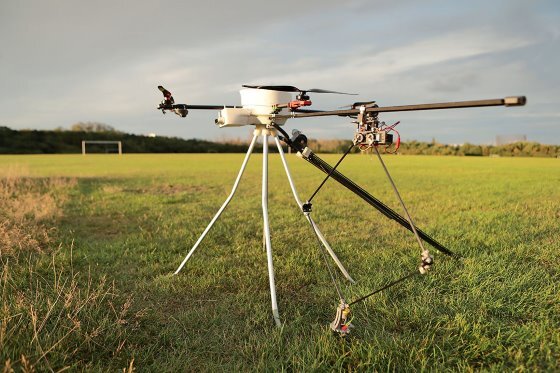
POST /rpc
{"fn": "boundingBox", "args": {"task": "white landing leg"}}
[262,130,281,326]
[174,134,259,275]
[274,136,355,284]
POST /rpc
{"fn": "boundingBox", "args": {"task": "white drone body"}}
[215,88,292,128]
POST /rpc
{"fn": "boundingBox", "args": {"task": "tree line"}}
[307,138,559,158]
[0,126,248,154]
[0,126,558,157]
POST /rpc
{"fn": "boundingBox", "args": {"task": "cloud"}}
[0,0,558,144]
[251,27,535,89]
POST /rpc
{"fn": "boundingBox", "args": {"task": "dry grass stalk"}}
[0,168,76,257]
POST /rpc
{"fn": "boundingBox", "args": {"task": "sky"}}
[1,0,559,144]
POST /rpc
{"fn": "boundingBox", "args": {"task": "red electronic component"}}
[288,100,312,110]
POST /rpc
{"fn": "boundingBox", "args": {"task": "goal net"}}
[81,140,122,155]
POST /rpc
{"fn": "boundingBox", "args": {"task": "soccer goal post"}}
[81,140,122,155]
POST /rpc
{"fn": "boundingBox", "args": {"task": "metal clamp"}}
[330,300,352,336]
[419,250,434,274]
[297,146,313,159]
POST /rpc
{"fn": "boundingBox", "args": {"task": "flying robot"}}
[156,84,526,335]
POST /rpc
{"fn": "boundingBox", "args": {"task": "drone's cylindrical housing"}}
[240,88,291,125]
[215,108,255,127]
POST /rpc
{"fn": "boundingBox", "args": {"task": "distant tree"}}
[462,143,483,156]
[70,122,118,133]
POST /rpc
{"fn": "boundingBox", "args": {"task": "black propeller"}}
[242,85,357,95]
[158,85,175,105]
[340,100,378,109]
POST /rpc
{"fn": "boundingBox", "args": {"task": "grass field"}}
[1,153,559,371]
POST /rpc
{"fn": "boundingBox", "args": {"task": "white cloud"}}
[0,1,558,144]
[252,27,536,89]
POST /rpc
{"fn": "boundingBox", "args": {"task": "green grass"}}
[1,153,559,371]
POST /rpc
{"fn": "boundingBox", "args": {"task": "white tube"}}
[262,132,281,326]
[274,136,355,284]
[174,134,259,275]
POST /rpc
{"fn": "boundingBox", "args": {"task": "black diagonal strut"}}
[273,124,454,256]
[305,152,453,256]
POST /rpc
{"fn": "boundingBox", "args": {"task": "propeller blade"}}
[157,85,175,106]
[307,88,357,95]
[242,84,357,95]
[340,100,377,109]
[158,85,172,97]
